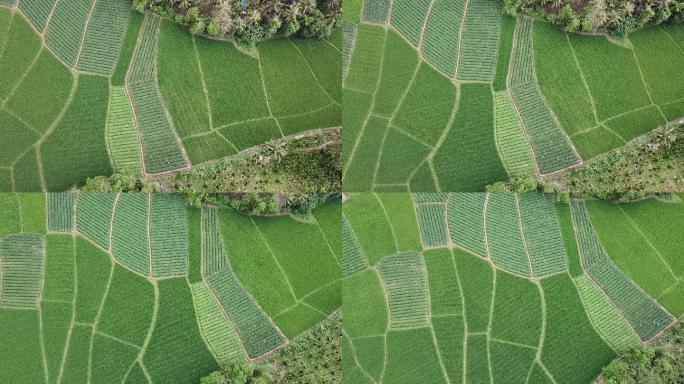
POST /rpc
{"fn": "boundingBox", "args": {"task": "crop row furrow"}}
[0,233,44,307]
[377,252,430,328]
[447,193,487,256]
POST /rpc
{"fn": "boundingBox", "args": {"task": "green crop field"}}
[0,192,342,383]
[343,192,682,383]
[0,2,340,191]
[343,0,684,191]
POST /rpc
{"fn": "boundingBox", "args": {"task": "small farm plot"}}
[343,192,682,384]
[0,192,342,383]
[75,0,131,75]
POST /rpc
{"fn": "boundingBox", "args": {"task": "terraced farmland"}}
[342,0,684,191]
[342,192,682,383]
[0,2,340,191]
[0,192,341,383]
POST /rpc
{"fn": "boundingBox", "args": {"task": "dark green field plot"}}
[0,2,340,190]
[343,192,681,383]
[0,192,342,382]
[343,1,684,191]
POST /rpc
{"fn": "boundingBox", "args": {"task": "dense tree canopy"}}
[504,0,684,36]
[133,0,341,44]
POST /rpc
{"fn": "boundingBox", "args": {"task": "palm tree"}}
[300,0,317,14]
[178,0,191,10]
[655,127,678,152]
[283,3,301,23]
[246,9,262,27]
[263,141,287,163]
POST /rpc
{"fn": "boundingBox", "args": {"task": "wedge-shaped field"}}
[0,3,341,190]
[0,192,341,383]
[343,1,684,191]
[342,192,681,383]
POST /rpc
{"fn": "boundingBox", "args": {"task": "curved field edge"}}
[0,192,342,383]
[0,3,341,191]
[341,192,681,383]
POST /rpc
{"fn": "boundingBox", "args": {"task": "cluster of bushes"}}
[558,123,684,201]
[199,313,341,384]
[602,323,683,383]
[132,0,340,45]
[504,0,684,36]
[208,192,338,216]
[200,362,270,384]
[487,123,684,202]
[267,312,340,383]
[82,129,341,202]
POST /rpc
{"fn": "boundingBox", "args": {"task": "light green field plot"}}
[343,22,358,80]
[47,192,75,232]
[191,281,246,365]
[44,0,91,66]
[0,3,340,191]
[1,193,342,382]
[362,0,390,24]
[106,86,143,174]
[111,192,150,275]
[575,274,640,351]
[485,193,530,276]
[0,233,44,307]
[446,193,487,256]
[342,217,368,276]
[377,252,430,328]
[457,0,501,81]
[517,193,567,276]
[76,0,131,75]
[202,207,228,276]
[150,193,187,277]
[415,203,448,247]
[377,193,422,252]
[421,0,465,77]
[344,192,681,384]
[76,192,116,248]
[343,4,684,190]
[494,91,537,176]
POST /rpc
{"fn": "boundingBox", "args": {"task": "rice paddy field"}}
[342,192,683,383]
[342,0,684,191]
[0,192,341,383]
[0,1,341,191]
